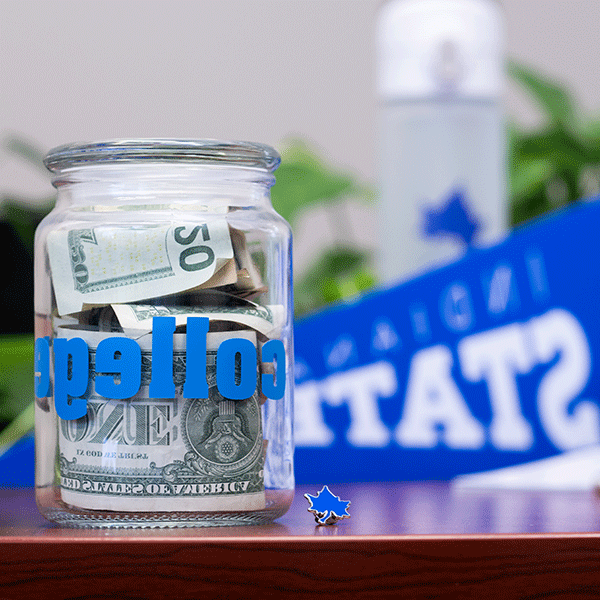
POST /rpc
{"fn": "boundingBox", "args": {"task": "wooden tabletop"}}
[2,483,600,599]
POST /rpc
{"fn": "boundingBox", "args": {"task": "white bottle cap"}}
[377,0,504,100]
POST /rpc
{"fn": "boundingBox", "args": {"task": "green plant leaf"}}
[581,117,600,141]
[578,118,600,162]
[510,188,553,227]
[3,137,48,172]
[515,127,591,168]
[510,156,554,202]
[294,246,375,316]
[508,61,576,130]
[0,335,34,423]
[0,402,34,454]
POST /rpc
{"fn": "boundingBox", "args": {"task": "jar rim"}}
[44,139,281,172]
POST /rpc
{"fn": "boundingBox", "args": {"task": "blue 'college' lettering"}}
[35,316,286,421]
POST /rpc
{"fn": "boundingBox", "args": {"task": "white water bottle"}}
[376,0,507,283]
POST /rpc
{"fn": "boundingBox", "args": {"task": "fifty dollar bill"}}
[48,221,234,316]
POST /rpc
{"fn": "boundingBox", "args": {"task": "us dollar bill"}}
[57,327,265,512]
[47,221,234,316]
[111,301,284,337]
[228,227,267,297]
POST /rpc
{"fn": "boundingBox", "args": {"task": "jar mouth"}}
[44,139,281,173]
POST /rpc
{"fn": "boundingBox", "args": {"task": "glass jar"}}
[34,139,294,528]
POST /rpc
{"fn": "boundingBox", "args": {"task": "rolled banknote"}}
[47,221,234,316]
[56,326,265,512]
[228,227,267,297]
[111,301,284,337]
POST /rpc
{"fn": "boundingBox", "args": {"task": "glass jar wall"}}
[34,140,294,528]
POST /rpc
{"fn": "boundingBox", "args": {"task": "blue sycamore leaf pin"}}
[304,486,351,525]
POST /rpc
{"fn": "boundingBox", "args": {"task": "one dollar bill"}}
[56,327,265,512]
[48,221,234,316]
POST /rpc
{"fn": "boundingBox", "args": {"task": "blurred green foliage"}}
[508,62,600,225]
[271,140,376,316]
[0,337,34,423]
[0,337,35,450]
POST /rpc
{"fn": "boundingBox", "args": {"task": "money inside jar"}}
[46,221,283,513]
